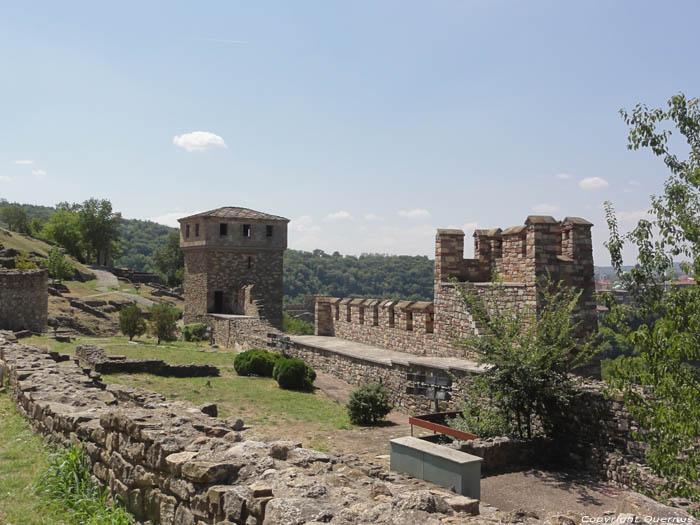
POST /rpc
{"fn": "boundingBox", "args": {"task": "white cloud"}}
[32,169,47,179]
[13,159,34,165]
[579,177,609,190]
[324,210,353,221]
[397,208,431,218]
[0,175,11,182]
[532,203,559,214]
[364,213,384,221]
[290,215,321,234]
[149,211,201,228]
[555,173,573,179]
[173,131,227,152]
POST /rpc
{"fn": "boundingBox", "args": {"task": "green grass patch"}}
[0,390,69,525]
[36,443,133,524]
[100,373,353,431]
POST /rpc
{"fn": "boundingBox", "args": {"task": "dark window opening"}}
[247,256,252,269]
[359,307,364,325]
[334,305,340,320]
[372,306,379,326]
[195,223,200,237]
[213,291,224,314]
[185,224,190,238]
[220,223,228,236]
[521,235,527,257]
[346,305,351,322]
[406,311,413,331]
[426,313,434,334]
[266,225,273,237]
[243,224,251,237]
[388,308,395,328]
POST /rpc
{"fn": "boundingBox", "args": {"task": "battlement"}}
[435,215,593,285]
[316,215,596,358]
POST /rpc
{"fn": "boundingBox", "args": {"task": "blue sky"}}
[1,1,698,264]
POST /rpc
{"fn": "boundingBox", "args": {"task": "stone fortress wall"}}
[0,268,48,333]
[314,216,596,359]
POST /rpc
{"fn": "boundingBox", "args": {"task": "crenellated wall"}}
[316,216,596,359]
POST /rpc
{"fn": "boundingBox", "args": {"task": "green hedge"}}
[234,349,283,377]
[182,323,208,342]
[273,357,316,391]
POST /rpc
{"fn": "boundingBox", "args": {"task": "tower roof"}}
[178,207,289,223]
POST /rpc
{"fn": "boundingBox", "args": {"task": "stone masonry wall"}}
[285,339,477,413]
[1,333,479,525]
[184,248,284,330]
[314,282,533,359]
[208,315,278,351]
[0,269,48,333]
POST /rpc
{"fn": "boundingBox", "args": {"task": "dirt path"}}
[87,265,119,291]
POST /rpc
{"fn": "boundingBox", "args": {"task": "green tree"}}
[148,303,179,344]
[119,303,147,341]
[456,279,597,439]
[152,231,184,286]
[14,252,38,270]
[78,198,121,265]
[0,204,30,233]
[41,209,84,261]
[42,248,75,281]
[603,93,700,504]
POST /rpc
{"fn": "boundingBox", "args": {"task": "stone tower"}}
[178,207,289,329]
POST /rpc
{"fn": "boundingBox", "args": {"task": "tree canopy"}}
[604,93,700,505]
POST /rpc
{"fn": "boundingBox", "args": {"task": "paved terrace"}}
[288,335,486,374]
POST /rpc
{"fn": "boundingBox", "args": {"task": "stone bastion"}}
[0,268,48,333]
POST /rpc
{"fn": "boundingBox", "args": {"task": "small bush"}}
[447,392,514,439]
[234,349,283,377]
[182,323,208,342]
[118,303,146,341]
[35,442,134,524]
[273,357,315,390]
[346,383,392,425]
[149,303,179,344]
[42,248,75,280]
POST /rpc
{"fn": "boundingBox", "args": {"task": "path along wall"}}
[1,333,475,525]
[0,268,48,332]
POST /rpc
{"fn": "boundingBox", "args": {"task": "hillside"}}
[0,228,93,278]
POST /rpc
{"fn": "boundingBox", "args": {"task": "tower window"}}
[220,223,228,236]
[247,256,252,268]
[266,225,273,237]
[185,224,190,238]
[243,224,251,237]
[195,223,200,237]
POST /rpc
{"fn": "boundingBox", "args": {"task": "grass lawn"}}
[0,390,69,525]
[24,335,354,432]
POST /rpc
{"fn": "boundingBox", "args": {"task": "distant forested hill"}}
[0,199,176,271]
[283,249,434,303]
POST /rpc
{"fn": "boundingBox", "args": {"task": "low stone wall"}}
[451,437,554,475]
[76,345,220,377]
[208,315,277,350]
[286,339,479,413]
[2,334,480,524]
[0,268,48,332]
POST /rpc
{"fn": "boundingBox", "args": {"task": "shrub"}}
[14,252,38,270]
[118,303,146,341]
[273,357,315,390]
[234,349,283,377]
[182,323,208,342]
[346,383,392,425]
[42,248,75,280]
[447,391,514,439]
[148,303,179,344]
